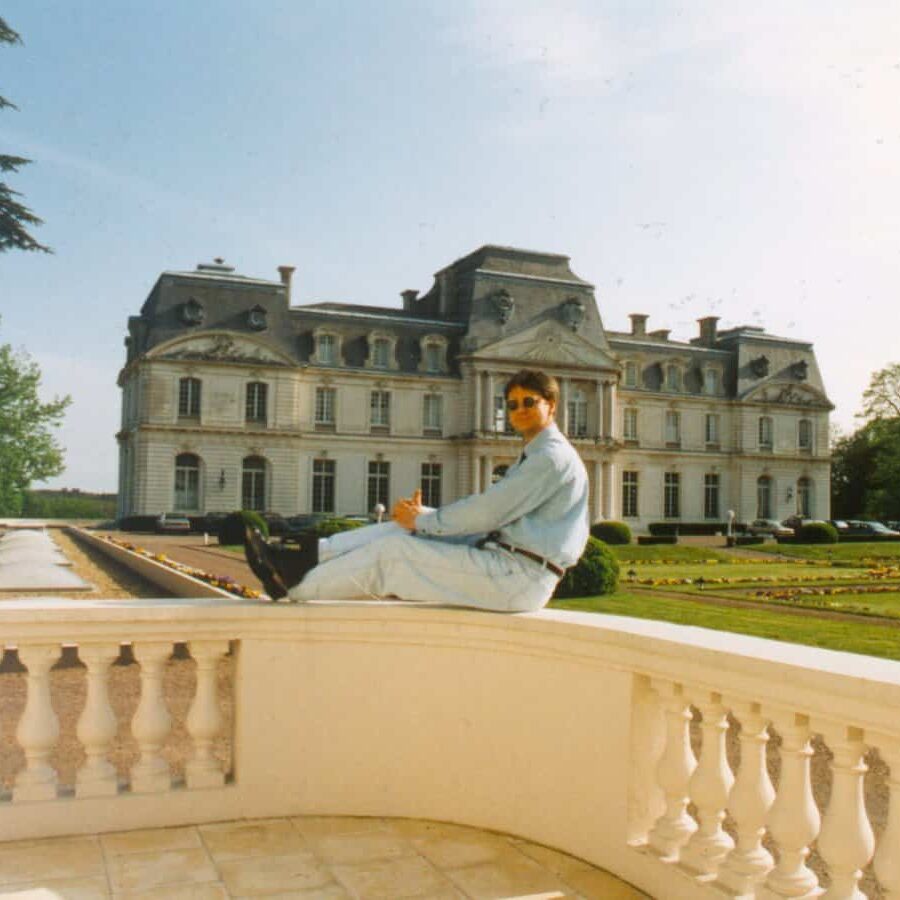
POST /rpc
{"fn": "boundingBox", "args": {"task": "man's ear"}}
[548,400,558,419]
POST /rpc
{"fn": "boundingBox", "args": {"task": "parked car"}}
[827,519,851,533]
[846,520,900,538]
[155,512,191,534]
[781,515,810,531]
[747,519,794,538]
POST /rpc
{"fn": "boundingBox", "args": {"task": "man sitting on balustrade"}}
[244,369,589,612]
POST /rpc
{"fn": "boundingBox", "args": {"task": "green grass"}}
[730,588,900,619]
[622,562,872,584]
[768,542,900,562]
[548,591,900,660]
[611,545,734,563]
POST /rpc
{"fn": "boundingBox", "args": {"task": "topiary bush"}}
[590,520,632,545]
[218,510,269,546]
[553,537,619,599]
[796,521,839,544]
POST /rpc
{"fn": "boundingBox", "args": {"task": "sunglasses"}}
[506,396,544,412]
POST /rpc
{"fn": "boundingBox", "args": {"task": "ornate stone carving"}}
[159,334,287,366]
[491,289,515,324]
[181,298,204,326]
[247,304,268,331]
[561,297,585,332]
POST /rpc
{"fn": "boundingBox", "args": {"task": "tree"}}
[830,424,878,518]
[862,363,900,421]
[1,16,50,254]
[0,325,71,515]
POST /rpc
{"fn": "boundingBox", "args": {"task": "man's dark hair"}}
[504,370,560,405]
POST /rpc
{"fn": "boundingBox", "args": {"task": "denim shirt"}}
[414,423,589,569]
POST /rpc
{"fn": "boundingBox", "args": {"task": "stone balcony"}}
[1,598,899,899]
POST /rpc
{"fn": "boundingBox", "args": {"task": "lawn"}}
[619,562,877,585]
[548,591,900,661]
[763,541,900,562]
[610,545,735,563]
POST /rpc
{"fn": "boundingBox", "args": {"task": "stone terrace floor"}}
[0,815,647,899]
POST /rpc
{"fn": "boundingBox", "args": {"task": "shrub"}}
[648,521,729,536]
[796,521,839,544]
[590,520,632,545]
[637,535,678,545]
[553,537,619,599]
[218,510,269,545]
[310,518,368,537]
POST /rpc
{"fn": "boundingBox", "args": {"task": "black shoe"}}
[268,533,319,586]
[243,527,288,600]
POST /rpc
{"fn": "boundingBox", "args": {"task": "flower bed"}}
[629,567,900,588]
[102,535,262,600]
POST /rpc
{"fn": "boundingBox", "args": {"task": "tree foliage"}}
[862,363,900,421]
[1,16,51,254]
[0,329,71,515]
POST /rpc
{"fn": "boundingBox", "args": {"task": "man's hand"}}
[392,489,424,531]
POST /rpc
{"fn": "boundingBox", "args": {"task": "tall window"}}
[421,462,442,507]
[493,392,513,434]
[704,473,720,520]
[370,390,391,429]
[317,333,336,365]
[705,413,720,445]
[367,461,390,511]
[705,368,720,395]
[242,456,266,511]
[798,418,812,451]
[567,387,588,438]
[372,337,391,368]
[424,342,442,373]
[666,365,681,392]
[758,416,774,450]
[623,408,639,441]
[423,393,443,433]
[312,459,335,514]
[315,387,335,427]
[665,410,681,445]
[757,475,773,519]
[624,362,639,388]
[622,471,639,518]
[178,377,201,418]
[664,473,681,519]
[797,477,812,517]
[174,453,200,511]
[246,382,268,425]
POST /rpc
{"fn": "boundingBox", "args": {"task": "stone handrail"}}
[1,598,899,899]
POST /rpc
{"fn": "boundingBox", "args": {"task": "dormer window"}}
[313,329,341,366]
[704,367,721,395]
[366,332,397,370]
[665,364,681,392]
[624,361,639,388]
[419,335,447,374]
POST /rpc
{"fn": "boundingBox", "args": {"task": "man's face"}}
[506,385,556,441]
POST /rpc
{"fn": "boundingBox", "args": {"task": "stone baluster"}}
[627,676,667,844]
[14,644,61,803]
[874,736,900,898]
[186,640,229,789]
[75,644,121,798]
[647,680,697,861]
[817,723,874,900]
[759,711,820,899]
[681,693,735,876]
[130,642,173,793]
[716,701,776,895]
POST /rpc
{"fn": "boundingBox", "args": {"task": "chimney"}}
[698,316,719,347]
[277,265,296,304]
[629,313,648,336]
[401,289,419,312]
[650,329,671,341]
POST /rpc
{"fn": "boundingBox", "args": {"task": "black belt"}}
[477,533,565,578]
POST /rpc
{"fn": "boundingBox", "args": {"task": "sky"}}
[1,1,899,492]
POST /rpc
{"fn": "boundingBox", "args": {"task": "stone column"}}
[559,377,570,436]
[484,371,495,432]
[483,455,494,490]
[608,381,618,439]
[595,381,604,440]
[593,460,603,522]
[472,369,482,435]
[471,451,481,494]
[602,461,614,519]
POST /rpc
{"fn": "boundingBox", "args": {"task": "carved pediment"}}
[150,332,293,366]
[742,381,832,409]
[470,320,618,370]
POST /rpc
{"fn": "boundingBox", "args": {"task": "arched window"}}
[567,387,588,438]
[797,477,812,518]
[757,475,773,519]
[246,382,268,425]
[242,456,267,511]
[174,453,201,511]
[178,377,201,418]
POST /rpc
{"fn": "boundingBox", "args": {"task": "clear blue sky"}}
[2,2,898,491]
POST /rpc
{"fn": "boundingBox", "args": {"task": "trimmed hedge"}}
[637,535,678,545]
[648,521,736,536]
[553,537,619,599]
[590,521,632,545]
[728,535,765,547]
[796,522,839,544]
[308,518,368,537]
[218,510,269,546]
